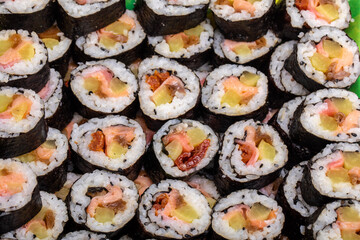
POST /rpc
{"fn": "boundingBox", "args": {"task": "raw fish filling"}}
[336,206,360,239]
[0,34,35,68]
[0,94,32,121]
[17,140,56,165]
[162,127,210,171]
[88,125,135,159]
[215,0,261,16]
[326,151,360,186]
[145,70,186,106]
[165,25,204,52]
[222,203,277,231]
[224,37,267,57]
[153,189,199,223]
[295,0,339,23]
[310,38,353,80]
[234,126,276,166]
[39,25,61,50]
[0,168,25,197]
[134,170,153,196]
[25,208,55,239]
[97,14,136,48]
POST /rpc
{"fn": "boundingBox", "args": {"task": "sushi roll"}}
[136,179,212,239]
[55,172,81,201]
[68,170,138,236]
[283,0,351,39]
[147,20,214,70]
[74,10,146,65]
[61,230,109,240]
[268,41,309,108]
[0,159,42,234]
[70,59,138,119]
[212,29,280,70]
[70,115,146,180]
[301,143,360,207]
[0,30,49,93]
[290,89,360,152]
[201,64,268,133]
[307,200,360,239]
[135,0,209,36]
[210,0,275,41]
[2,191,68,240]
[186,174,220,208]
[211,189,285,240]
[14,128,68,193]
[215,119,288,195]
[285,27,360,92]
[56,0,126,38]
[0,87,47,159]
[38,25,72,78]
[38,69,73,130]
[0,0,55,33]
[145,119,219,182]
[276,162,318,238]
[138,56,200,131]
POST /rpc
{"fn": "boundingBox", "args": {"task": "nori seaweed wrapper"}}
[0,1,55,33]
[0,185,42,234]
[284,48,324,92]
[0,62,50,93]
[56,0,126,38]
[135,0,208,36]
[37,160,68,193]
[0,117,48,159]
[73,38,147,66]
[213,0,275,42]
[50,46,72,78]
[267,75,296,109]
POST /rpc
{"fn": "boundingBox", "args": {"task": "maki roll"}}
[62,230,109,240]
[136,179,212,239]
[74,10,146,65]
[138,56,200,131]
[2,191,68,240]
[136,0,209,36]
[39,25,72,77]
[301,143,360,206]
[68,170,138,236]
[285,27,360,92]
[0,159,42,234]
[186,174,220,208]
[210,0,275,41]
[39,69,72,130]
[56,0,126,38]
[268,41,309,108]
[0,87,47,159]
[147,20,214,70]
[145,119,219,182]
[14,128,68,193]
[70,115,146,180]
[211,189,285,240]
[0,0,55,33]
[290,89,360,152]
[0,30,49,93]
[70,59,138,119]
[307,200,360,239]
[212,29,280,69]
[201,64,268,132]
[215,119,288,195]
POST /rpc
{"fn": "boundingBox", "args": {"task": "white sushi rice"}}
[57,0,121,17]
[0,159,37,211]
[62,230,108,240]
[70,59,138,114]
[40,69,63,119]
[69,170,138,232]
[138,56,200,120]
[187,174,220,200]
[0,87,44,135]
[75,10,146,60]
[212,189,285,240]
[139,179,211,239]
[286,0,351,29]
[0,30,48,82]
[0,0,49,13]
[218,30,280,64]
[148,20,213,59]
[152,119,219,177]
[202,64,268,116]
[297,27,360,88]
[70,115,146,171]
[144,0,208,16]
[269,41,309,96]
[300,89,360,142]
[14,128,68,176]
[44,29,72,62]
[276,96,305,135]
[219,119,288,182]
[2,191,68,240]
[210,0,272,21]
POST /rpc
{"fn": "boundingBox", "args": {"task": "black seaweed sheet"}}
[50,46,72,78]
[38,160,68,193]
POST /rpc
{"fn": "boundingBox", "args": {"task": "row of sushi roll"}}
[0,0,360,239]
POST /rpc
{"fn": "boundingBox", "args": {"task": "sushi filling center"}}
[215,0,261,16]
[295,0,339,23]
[326,151,360,186]
[164,25,204,52]
[162,128,210,171]
[25,208,55,239]
[0,34,35,68]
[0,168,25,197]
[0,94,32,121]
[17,140,57,165]
[39,25,61,50]
[336,206,360,239]
[223,37,267,57]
